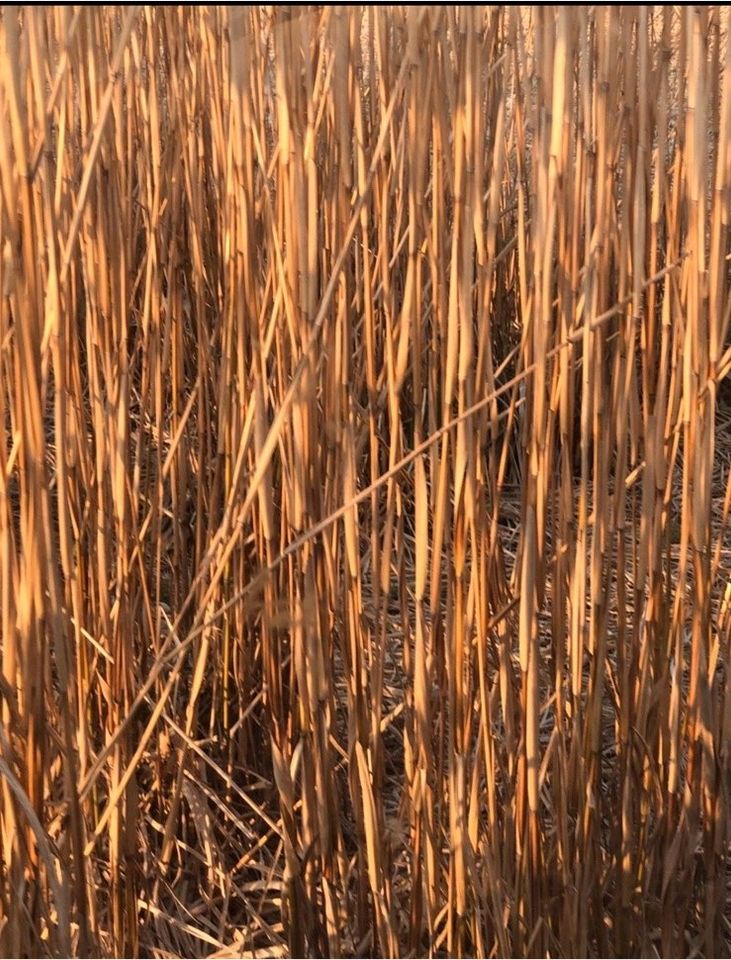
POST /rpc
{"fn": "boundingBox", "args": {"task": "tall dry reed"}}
[0,6,729,957]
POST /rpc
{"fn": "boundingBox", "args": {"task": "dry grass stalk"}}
[0,6,729,957]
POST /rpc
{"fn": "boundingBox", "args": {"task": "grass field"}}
[0,6,730,957]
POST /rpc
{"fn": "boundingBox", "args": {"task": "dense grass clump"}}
[0,6,730,957]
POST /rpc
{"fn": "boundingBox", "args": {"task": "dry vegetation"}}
[0,5,730,958]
